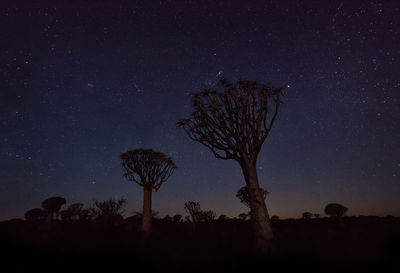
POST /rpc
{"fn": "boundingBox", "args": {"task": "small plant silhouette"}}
[302,212,312,219]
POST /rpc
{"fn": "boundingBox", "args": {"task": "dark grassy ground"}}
[1,216,399,272]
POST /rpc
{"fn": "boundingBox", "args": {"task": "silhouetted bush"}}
[324,203,348,218]
[173,214,183,223]
[25,208,46,223]
[60,209,73,222]
[91,198,126,225]
[271,215,279,221]
[302,212,312,219]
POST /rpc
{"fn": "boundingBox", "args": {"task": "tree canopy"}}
[120,148,176,191]
[178,79,282,162]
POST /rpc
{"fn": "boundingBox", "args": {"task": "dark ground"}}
[1,216,399,273]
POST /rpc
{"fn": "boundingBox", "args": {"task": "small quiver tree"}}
[302,212,313,220]
[236,186,269,209]
[42,197,66,224]
[184,201,202,223]
[324,203,348,218]
[120,149,176,232]
[25,208,46,224]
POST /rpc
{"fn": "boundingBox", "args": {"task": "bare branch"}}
[178,79,283,162]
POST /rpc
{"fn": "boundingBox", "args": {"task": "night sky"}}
[1,0,399,221]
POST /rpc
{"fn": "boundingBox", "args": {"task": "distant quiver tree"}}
[184,201,202,223]
[120,149,176,232]
[25,208,46,223]
[236,186,269,209]
[178,79,283,253]
[324,203,348,218]
[42,196,66,224]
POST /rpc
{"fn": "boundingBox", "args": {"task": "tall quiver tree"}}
[178,79,283,253]
[120,149,176,232]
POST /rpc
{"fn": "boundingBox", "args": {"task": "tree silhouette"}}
[60,209,73,222]
[162,214,173,222]
[236,186,269,209]
[201,210,216,221]
[178,79,282,252]
[91,198,126,225]
[42,197,66,224]
[78,209,91,221]
[121,149,176,232]
[302,212,312,219]
[184,201,202,223]
[270,215,279,221]
[91,198,126,218]
[184,201,216,223]
[324,203,348,218]
[173,214,183,223]
[67,203,84,221]
[25,208,46,223]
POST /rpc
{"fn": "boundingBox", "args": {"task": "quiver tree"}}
[121,149,176,232]
[184,201,216,223]
[324,203,348,218]
[302,212,313,220]
[25,208,46,223]
[41,196,66,224]
[178,79,283,253]
[184,201,202,223]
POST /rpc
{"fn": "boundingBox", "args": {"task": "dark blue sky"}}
[1,0,399,220]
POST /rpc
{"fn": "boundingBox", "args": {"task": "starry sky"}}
[1,0,399,221]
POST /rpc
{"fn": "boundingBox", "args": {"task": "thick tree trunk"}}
[141,186,152,232]
[241,160,275,254]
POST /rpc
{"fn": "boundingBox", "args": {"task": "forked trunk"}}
[241,160,275,254]
[141,186,152,232]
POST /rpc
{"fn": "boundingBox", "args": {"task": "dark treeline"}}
[1,196,399,272]
[1,209,400,273]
